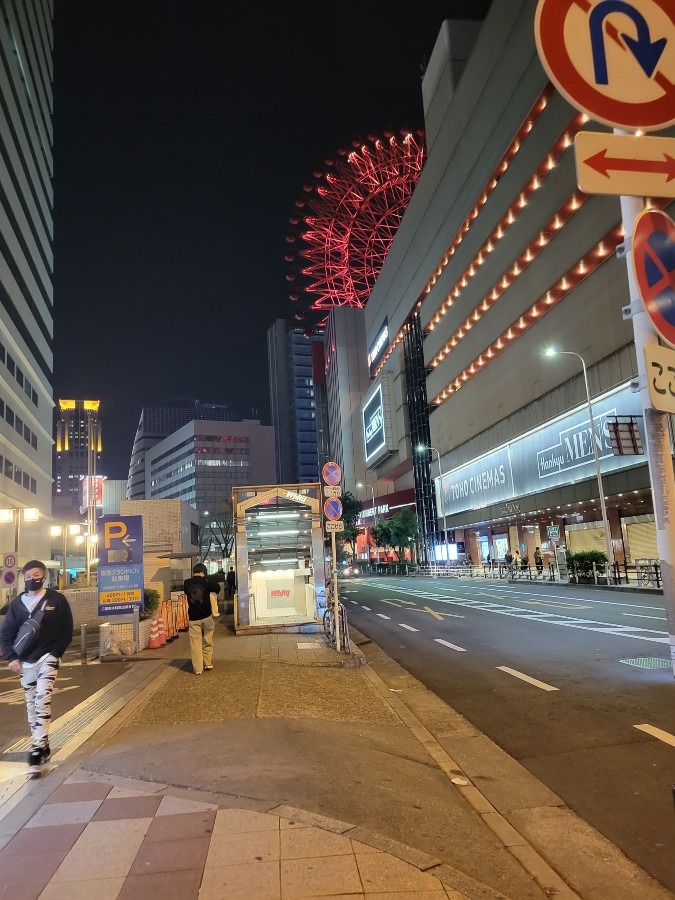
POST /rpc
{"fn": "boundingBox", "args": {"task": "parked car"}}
[338,565,360,578]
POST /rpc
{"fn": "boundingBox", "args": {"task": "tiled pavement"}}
[0,775,468,899]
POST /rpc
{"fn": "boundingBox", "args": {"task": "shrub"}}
[569,550,607,578]
[142,588,161,620]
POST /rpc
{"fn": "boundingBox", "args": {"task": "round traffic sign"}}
[4,553,17,568]
[322,461,342,485]
[633,208,675,346]
[535,0,675,131]
[2,571,16,586]
[324,498,343,521]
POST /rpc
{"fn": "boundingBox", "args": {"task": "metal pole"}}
[80,624,87,663]
[618,189,675,678]
[331,530,340,651]
[62,528,67,591]
[432,448,450,567]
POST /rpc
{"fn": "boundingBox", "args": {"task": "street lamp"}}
[416,445,450,565]
[356,482,377,524]
[0,506,39,556]
[545,348,614,577]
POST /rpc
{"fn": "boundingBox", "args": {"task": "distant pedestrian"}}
[226,566,237,598]
[0,560,73,774]
[534,547,543,576]
[183,563,220,674]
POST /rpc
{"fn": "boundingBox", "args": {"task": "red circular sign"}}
[324,498,343,521]
[2,571,16,586]
[322,461,342,485]
[535,0,675,131]
[633,208,675,346]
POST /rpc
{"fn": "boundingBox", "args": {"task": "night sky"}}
[52,2,493,478]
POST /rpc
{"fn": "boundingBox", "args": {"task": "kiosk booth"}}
[232,483,326,633]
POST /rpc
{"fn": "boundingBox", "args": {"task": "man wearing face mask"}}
[0,560,73,773]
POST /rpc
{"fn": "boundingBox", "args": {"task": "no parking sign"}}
[2,552,18,588]
[633,208,675,346]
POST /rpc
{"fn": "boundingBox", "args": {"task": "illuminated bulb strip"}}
[429,193,588,368]
[373,84,555,378]
[430,225,624,407]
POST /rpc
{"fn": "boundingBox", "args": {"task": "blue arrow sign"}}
[590,0,667,85]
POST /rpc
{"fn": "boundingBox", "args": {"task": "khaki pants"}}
[189,616,214,674]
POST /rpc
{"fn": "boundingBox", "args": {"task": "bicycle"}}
[323,588,351,653]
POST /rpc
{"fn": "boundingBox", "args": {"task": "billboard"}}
[97,515,144,615]
[368,318,389,375]
[438,383,645,518]
[81,475,104,510]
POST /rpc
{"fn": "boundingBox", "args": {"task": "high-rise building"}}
[127,400,235,499]
[267,319,320,484]
[53,399,102,520]
[0,2,55,566]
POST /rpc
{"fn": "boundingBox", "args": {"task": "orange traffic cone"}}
[148,616,161,650]
[158,614,167,647]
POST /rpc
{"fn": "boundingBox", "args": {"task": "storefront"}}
[232,484,326,633]
[437,383,656,563]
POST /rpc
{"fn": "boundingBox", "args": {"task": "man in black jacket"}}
[183,562,220,674]
[0,560,73,773]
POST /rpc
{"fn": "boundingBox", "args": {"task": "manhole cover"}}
[619,657,671,669]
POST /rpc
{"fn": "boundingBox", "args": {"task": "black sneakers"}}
[27,744,51,772]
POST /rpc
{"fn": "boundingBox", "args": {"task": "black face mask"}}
[25,577,44,592]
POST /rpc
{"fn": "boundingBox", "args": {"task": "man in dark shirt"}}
[226,567,237,598]
[183,563,220,674]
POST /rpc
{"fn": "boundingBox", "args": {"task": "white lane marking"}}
[349,601,358,604]
[398,624,419,632]
[360,582,669,644]
[435,639,467,652]
[634,724,675,748]
[622,613,667,621]
[376,613,391,620]
[496,666,559,692]
[495,588,665,612]
[361,606,372,611]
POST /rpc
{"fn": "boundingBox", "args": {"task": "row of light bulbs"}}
[373,84,558,378]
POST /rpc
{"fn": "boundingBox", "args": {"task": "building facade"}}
[127,400,235,500]
[267,319,321,484]
[0,1,54,566]
[145,418,276,517]
[53,399,101,520]
[363,1,670,565]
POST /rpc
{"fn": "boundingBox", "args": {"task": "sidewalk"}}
[0,621,670,899]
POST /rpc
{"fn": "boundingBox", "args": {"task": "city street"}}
[341,574,675,891]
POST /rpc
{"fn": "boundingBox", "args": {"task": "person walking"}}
[183,563,220,674]
[226,566,237,598]
[534,546,544,577]
[0,560,73,774]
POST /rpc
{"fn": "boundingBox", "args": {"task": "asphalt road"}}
[340,574,675,892]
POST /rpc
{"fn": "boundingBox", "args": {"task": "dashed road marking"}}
[435,639,467,652]
[376,613,391,620]
[522,600,590,609]
[622,613,667,621]
[349,601,358,604]
[634,724,675,748]
[496,666,559,692]
[398,624,419,632]
[361,606,372,611]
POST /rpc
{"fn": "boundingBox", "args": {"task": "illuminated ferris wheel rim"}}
[286,130,425,317]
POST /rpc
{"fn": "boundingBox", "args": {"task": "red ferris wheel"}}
[285,130,425,320]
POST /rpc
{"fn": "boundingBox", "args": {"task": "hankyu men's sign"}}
[368,318,389,374]
[439,383,645,517]
[363,384,386,464]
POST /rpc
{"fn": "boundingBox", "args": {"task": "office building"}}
[267,319,321,484]
[127,400,235,499]
[363,1,666,564]
[0,2,54,566]
[53,399,101,519]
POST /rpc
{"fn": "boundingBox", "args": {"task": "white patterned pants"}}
[20,655,59,749]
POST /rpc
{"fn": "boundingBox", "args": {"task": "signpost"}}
[535,0,675,674]
[2,552,18,590]
[322,462,344,651]
[97,515,144,616]
[645,343,675,413]
[574,132,675,198]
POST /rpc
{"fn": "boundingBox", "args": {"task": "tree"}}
[200,501,235,563]
[339,490,364,561]
[371,521,393,561]
[389,509,420,561]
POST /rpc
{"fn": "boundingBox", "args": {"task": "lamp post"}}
[417,445,450,565]
[545,348,614,578]
[356,482,377,524]
[50,523,81,590]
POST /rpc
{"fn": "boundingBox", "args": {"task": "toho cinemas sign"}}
[439,383,645,517]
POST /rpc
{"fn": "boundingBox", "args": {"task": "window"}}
[5,406,14,426]
[31,388,37,406]
[15,415,23,435]
[0,398,3,417]
[0,342,4,363]
[24,424,30,442]
[4,458,12,479]
[30,477,36,494]
[16,367,23,387]
[14,466,21,484]
[6,354,14,375]
[30,433,37,450]
[22,472,29,489]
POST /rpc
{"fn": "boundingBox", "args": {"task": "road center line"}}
[361,606,371,611]
[496,666,559,692]
[634,724,675,748]
[398,623,419,632]
[435,639,467,652]
[376,613,391,620]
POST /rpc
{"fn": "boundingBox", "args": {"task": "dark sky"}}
[52,2,493,478]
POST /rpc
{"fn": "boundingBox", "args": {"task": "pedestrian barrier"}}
[148,615,162,650]
[161,599,178,641]
[171,591,190,631]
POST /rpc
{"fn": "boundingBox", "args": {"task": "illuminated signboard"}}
[368,318,389,375]
[81,475,104,510]
[363,385,386,463]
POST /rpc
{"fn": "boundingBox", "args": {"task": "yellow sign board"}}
[645,343,675,413]
[575,132,675,198]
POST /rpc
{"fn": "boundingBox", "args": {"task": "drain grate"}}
[619,657,671,669]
